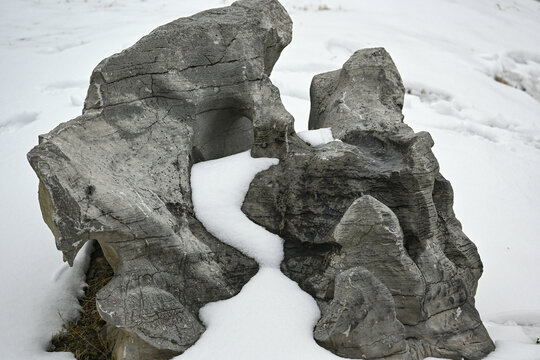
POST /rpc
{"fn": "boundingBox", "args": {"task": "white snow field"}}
[0,0,539,359]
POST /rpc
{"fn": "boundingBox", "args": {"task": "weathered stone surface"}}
[326,196,425,326]
[314,266,410,359]
[28,0,293,358]
[242,48,495,359]
[29,0,494,357]
[308,47,407,140]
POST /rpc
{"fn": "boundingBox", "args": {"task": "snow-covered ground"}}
[0,0,539,359]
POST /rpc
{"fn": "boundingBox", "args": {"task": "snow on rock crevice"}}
[297,128,336,147]
[186,150,343,360]
[191,152,282,268]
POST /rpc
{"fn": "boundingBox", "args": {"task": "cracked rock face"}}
[242,48,495,359]
[29,1,494,359]
[28,0,292,358]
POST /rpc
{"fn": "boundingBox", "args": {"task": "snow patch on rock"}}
[297,128,336,147]
[186,151,344,360]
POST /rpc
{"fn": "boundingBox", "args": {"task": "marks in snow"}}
[485,311,540,329]
[483,311,540,358]
[42,79,88,107]
[40,40,90,54]
[291,4,346,12]
[479,51,540,103]
[3,31,90,54]
[405,84,498,142]
[404,83,540,149]
[325,39,357,62]
[44,79,88,92]
[406,85,453,104]
[0,112,39,133]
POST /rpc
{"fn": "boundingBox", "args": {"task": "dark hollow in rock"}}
[28,1,495,359]
[242,48,495,359]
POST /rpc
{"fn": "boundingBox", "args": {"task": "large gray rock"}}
[29,0,494,358]
[28,0,292,358]
[242,48,495,359]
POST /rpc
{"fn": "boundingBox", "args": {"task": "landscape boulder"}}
[28,0,292,358]
[28,1,495,359]
[242,48,495,359]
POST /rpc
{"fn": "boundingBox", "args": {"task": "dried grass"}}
[49,246,114,360]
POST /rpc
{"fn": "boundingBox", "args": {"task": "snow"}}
[297,128,336,147]
[191,152,282,267]
[187,151,343,359]
[177,267,342,360]
[1,0,539,359]
[0,112,40,132]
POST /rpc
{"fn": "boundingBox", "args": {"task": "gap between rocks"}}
[180,150,344,360]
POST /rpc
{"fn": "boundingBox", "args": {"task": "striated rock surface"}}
[242,48,495,359]
[314,266,410,359]
[28,0,494,359]
[28,0,292,358]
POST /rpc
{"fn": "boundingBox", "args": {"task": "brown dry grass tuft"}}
[494,75,512,86]
[49,245,115,360]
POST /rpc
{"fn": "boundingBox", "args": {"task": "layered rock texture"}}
[28,0,494,359]
[243,48,495,359]
[28,0,291,358]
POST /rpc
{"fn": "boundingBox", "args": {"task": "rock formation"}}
[28,0,292,358]
[28,0,495,359]
[242,47,495,359]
